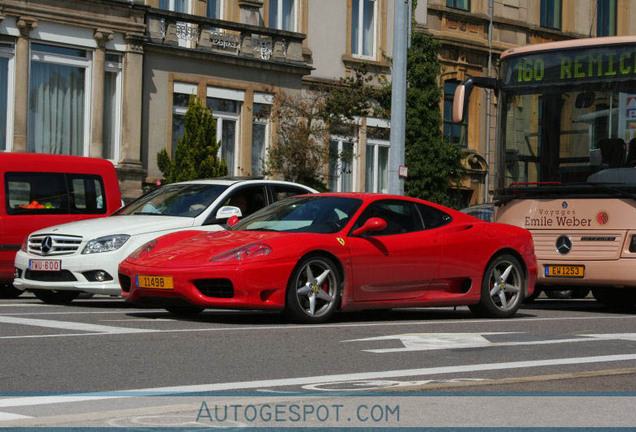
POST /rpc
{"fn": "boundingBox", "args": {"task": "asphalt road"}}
[1,293,635,428]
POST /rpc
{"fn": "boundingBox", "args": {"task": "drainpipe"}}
[484,0,493,203]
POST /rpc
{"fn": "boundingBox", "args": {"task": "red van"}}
[0,153,121,297]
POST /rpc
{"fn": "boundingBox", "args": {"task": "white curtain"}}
[252,123,266,175]
[28,61,85,155]
[207,0,220,18]
[282,0,294,31]
[221,120,236,174]
[362,0,374,57]
[351,0,360,54]
[103,70,117,159]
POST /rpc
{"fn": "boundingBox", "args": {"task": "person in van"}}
[0,153,121,298]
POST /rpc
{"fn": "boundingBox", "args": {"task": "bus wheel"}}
[570,288,591,299]
[592,288,636,310]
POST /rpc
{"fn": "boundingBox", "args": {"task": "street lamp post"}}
[387,0,410,196]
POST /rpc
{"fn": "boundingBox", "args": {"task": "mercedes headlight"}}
[82,235,130,254]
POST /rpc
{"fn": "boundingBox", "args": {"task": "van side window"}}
[5,173,107,215]
[70,176,106,212]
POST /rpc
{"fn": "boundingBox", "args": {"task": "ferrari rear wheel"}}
[32,289,80,304]
[285,256,340,324]
[165,305,204,316]
[470,254,525,318]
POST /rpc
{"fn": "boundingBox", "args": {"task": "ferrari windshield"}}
[116,184,228,217]
[232,196,363,233]
[497,43,636,195]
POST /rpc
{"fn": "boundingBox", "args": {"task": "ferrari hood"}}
[29,215,197,239]
[130,230,285,268]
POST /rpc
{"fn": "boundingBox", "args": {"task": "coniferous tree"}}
[403,33,464,206]
[157,96,227,183]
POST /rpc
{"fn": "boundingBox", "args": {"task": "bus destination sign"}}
[503,44,636,87]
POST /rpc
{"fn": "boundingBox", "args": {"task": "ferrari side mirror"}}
[352,217,387,237]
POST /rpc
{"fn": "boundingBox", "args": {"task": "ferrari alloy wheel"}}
[285,256,340,323]
[470,254,525,318]
[32,289,80,305]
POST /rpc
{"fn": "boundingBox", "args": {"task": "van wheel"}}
[32,290,80,304]
[0,284,23,299]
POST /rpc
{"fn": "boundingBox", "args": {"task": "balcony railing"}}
[146,9,306,65]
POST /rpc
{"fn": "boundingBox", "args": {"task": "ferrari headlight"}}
[82,235,130,254]
[210,243,272,263]
[127,239,157,260]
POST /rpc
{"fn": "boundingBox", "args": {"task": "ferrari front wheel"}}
[470,254,525,318]
[285,256,340,324]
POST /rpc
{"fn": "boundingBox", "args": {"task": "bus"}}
[453,36,636,308]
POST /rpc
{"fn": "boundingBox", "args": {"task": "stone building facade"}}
[425,0,636,205]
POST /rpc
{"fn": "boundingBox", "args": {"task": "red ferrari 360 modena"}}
[119,193,537,323]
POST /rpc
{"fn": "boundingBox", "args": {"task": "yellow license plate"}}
[136,275,174,289]
[545,265,585,278]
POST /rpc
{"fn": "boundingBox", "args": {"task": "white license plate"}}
[29,259,61,272]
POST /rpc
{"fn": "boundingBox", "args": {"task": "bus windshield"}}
[496,42,636,198]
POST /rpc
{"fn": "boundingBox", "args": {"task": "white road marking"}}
[344,332,515,352]
[0,316,153,334]
[0,354,635,409]
[0,412,32,421]
[344,332,636,353]
[1,314,636,340]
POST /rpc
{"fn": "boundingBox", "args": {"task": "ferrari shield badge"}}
[336,237,345,246]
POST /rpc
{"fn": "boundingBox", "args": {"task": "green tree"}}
[157,96,227,183]
[378,33,464,206]
[265,74,377,191]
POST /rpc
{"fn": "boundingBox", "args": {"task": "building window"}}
[540,0,561,29]
[351,0,376,59]
[329,137,355,192]
[159,0,189,13]
[207,0,222,18]
[207,87,244,175]
[252,93,273,176]
[446,0,470,11]
[443,81,467,147]
[0,43,14,152]
[171,82,197,156]
[269,0,296,31]
[365,123,390,193]
[597,0,617,36]
[28,43,91,156]
[103,54,122,161]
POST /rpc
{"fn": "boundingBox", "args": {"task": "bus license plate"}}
[136,275,174,290]
[545,265,584,278]
[29,259,61,272]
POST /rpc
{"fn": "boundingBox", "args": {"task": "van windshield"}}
[115,184,228,218]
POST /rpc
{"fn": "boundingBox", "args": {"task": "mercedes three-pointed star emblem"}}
[556,235,572,255]
[41,236,53,255]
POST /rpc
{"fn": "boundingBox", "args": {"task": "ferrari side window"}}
[354,200,423,236]
[417,203,452,229]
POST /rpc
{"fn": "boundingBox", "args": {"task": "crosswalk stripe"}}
[0,316,152,334]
